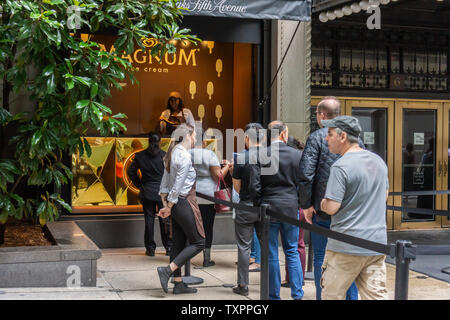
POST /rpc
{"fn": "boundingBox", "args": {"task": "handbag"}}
[214,174,232,213]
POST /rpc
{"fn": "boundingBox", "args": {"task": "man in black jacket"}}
[128,132,172,256]
[299,97,358,300]
[249,121,304,300]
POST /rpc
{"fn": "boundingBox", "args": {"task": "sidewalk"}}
[0,246,449,300]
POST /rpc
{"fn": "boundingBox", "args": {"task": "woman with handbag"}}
[190,132,232,267]
[157,124,205,295]
[159,91,195,136]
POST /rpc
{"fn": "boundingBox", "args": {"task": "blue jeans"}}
[311,215,359,300]
[250,229,261,264]
[269,219,304,300]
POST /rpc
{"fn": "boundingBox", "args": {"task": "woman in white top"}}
[190,130,232,267]
[157,124,205,295]
[159,91,195,136]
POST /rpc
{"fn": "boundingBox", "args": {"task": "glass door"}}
[443,103,450,227]
[345,99,395,229]
[394,101,444,229]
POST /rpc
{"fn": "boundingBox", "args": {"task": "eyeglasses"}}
[169,97,179,102]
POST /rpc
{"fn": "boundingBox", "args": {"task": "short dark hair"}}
[244,122,264,144]
[146,132,161,155]
[318,96,341,119]
[268,120,287,141]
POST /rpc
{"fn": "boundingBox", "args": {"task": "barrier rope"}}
[196,190,450,258]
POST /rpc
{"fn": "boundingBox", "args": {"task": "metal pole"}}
[260,204,270,300]
[394,240,412,300]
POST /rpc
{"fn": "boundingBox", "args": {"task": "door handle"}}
[445,160,448,177]
[438,161,443,177]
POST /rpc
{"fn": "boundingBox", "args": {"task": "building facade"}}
[273,0,450,230]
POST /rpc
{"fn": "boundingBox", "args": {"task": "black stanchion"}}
[394,240,415,300]
[171,241,204,285]
[260,204,270,300]
[182,260,204,285]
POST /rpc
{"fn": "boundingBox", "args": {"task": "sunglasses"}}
[169,97,179,102]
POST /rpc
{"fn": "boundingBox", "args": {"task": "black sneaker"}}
[157,266,172,293]
[173,282,198,294]
[203,260,216,267]
[145,250,155,257]
[232,285,249,296]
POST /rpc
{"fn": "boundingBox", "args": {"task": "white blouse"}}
[159,144,196,204]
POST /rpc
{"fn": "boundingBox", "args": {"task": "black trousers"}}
[170,198,205,277]
[199,204,216,249]
[142,199,172,252]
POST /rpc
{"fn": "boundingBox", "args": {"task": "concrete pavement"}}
[0,246,449,300]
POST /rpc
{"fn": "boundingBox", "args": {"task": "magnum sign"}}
[177,0,311,21]
[98,41,198,67]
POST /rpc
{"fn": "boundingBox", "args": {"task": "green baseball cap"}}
[321,116,362,137]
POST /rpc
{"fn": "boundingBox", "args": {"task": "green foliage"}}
[0,0,198,225]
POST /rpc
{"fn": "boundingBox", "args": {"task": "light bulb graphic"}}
[216,59,223,77]
[207,41,214,54]
[207,82,214,100]
[215,105,222,123]
[198,104,205,122]
[189,81,196,99]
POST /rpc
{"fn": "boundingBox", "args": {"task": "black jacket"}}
[298,127,364,220]
[249,142,303,221]
[127,149,165,202]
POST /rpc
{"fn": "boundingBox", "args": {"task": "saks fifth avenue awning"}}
[178,0,312,21]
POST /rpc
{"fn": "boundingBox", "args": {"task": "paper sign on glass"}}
[364,132,375,145]
[414,133,425,145]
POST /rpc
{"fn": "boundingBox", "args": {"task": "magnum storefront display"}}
[70,34,254,213]
[71,138,217,213]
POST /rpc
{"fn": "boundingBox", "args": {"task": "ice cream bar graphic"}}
[207,41,214,54]
[189,81,196,99]
[207,82,214,100]
[215,105,222,123]
[198,104,205,122]
[216,59,223,77]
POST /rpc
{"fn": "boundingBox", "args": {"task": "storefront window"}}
[71,35,256,213]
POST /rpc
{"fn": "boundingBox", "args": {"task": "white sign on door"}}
[364,132,375,145]
[414,132,425,145]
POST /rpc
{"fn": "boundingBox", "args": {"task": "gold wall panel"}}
[72,137,217,212]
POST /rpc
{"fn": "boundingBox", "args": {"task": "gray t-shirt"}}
[190,148,220,204]
[324,150,389,256]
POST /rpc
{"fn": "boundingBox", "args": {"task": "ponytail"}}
[163,123,194,173]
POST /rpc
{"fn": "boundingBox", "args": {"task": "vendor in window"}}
[159,91,195,136]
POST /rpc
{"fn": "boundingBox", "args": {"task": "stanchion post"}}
[394,240,413,300]
[260,204,270,300]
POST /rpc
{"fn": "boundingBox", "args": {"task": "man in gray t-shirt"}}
[319,116,389,300]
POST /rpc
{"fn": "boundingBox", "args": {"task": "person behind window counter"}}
[159,91,195,136]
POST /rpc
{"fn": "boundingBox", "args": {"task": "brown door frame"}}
[344,99,394,230]
[393,101,443,230]
[443,103,450,227]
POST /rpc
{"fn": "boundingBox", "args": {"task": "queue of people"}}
[128,94,389,300]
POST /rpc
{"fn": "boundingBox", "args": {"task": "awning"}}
[178,0,312,21]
